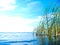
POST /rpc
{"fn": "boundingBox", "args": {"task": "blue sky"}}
[0,0,59,32]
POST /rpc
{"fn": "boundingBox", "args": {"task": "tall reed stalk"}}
[33,2,60,37]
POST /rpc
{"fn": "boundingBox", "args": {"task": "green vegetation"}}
[34,2,60,37]
[33,2,60,45]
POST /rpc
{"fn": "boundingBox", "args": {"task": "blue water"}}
[0,32,60,45]
[0,32,37,45]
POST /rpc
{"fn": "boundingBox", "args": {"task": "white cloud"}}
[0,14,54,32]
[0,0,16,11]
[0,15,42,32]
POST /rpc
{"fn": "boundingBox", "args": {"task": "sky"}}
[0,0,59,32]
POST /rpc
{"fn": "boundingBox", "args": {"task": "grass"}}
[34,2,60,37]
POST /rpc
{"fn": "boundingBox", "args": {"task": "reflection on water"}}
[0,32,60,45]
[37,35,60,45]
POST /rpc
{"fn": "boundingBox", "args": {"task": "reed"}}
[34,2,60,37]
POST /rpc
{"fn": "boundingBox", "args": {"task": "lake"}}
[0,32,60,45]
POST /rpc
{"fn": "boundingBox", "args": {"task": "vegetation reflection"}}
[34,2,60,45]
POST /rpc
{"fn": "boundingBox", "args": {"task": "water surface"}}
[0,32,60,45]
